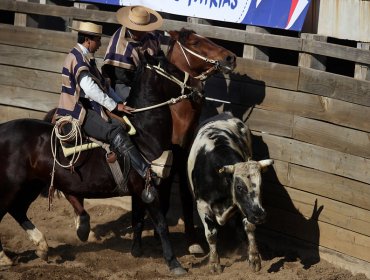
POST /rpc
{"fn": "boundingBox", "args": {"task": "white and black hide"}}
[187,112,273,273]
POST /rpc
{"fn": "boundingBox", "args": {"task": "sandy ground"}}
[0,195,368,280]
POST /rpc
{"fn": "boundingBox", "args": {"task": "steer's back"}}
[187,113,252,200]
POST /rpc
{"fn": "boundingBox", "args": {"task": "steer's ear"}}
[219,165,235,174]
[258,159,274,173]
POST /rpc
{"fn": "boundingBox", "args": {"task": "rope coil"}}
[50,116,83,169]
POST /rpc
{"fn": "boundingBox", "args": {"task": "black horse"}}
[0,52,201,274]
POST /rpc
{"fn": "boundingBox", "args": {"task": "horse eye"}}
[190,40,200,46]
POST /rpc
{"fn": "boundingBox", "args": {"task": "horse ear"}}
[168,30,179,40]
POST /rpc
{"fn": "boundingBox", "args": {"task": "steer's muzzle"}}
[249,207,266,225]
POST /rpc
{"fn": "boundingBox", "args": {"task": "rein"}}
[131,63,201,113]
[175,40,220,81]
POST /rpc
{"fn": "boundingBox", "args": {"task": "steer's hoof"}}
[188,243,204,254]
[170,266,187,276]
[248,257,262,272]
[0,252,13,268]
[210,263,222,273]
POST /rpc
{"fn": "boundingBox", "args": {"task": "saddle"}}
[59,115,173,195]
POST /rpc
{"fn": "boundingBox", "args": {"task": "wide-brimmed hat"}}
[69,22,104,36]
[116,5,163,32]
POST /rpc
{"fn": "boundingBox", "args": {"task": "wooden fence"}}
[0,0,369,277]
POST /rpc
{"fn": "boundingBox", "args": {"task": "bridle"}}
[131,62,203,113]
[173,35,222,81]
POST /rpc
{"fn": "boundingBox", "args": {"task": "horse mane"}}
[167,28,196,55]
[176,28,196,44]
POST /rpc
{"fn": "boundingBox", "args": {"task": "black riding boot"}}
[111,132,150,178]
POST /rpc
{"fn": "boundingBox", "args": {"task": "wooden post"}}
[14,0,28,27]
[299,33,327,71]
[354,42,370,81]
[71,2,99,32]
[187,16,211,25]
[243,25,269,61]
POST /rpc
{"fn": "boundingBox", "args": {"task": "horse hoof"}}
[77,226,90,242]
[170,266,187,276]
[36,250,48,261]
[188,243,204,254]
[131,244,143,258]
[76,214,90,242]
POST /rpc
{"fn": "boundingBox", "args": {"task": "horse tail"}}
[44,108,57,123]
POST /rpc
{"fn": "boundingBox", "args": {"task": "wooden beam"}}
[235,58,299,91]
[0,65,60,93]
[0,105,45,123]
[262,205,370,262]
[298,68,370,106]
[207,75,370,133]
[243,26,269,61]
[263,183,370,237]
[0,24,110,58]
[0,84,58,112]
[263,160,370,211]
[292,115,370,159]
[255,132,370,184]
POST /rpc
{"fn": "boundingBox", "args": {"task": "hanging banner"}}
[82,0,311,31]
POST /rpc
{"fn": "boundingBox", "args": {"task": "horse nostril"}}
[226,55,235,63]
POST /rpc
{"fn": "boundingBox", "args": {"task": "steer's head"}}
[219,159,273,225]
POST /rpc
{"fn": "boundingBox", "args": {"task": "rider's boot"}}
[111,132,157,203]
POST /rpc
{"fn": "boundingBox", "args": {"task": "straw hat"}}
[70,22,103,36]
[116,6,163,32]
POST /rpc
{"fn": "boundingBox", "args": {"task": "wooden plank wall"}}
[0,1,369,277]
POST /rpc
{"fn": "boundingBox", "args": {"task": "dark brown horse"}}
[0,52,202,275]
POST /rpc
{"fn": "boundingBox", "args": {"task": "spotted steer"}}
[187,112,273,273]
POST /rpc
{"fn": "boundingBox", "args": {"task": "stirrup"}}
[141,169,157,204]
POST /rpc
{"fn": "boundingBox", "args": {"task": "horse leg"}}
[175,147,204,254]
[145,198,186,275]
[64,194,90,242]
[131,194,145,257]
[8,207,48,262]
[0,211,13,267]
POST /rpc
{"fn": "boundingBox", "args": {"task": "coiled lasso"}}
[49,116,83,207]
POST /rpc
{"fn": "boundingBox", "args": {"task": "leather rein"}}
[131,62,202,113]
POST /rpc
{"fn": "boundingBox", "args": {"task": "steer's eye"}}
[237,185,244,192]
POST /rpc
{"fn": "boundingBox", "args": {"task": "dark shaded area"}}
[325,37,356,77]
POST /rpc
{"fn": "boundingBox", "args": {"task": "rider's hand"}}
[116,102,135,114]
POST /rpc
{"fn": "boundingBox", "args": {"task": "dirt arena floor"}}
[0,195,368,280]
